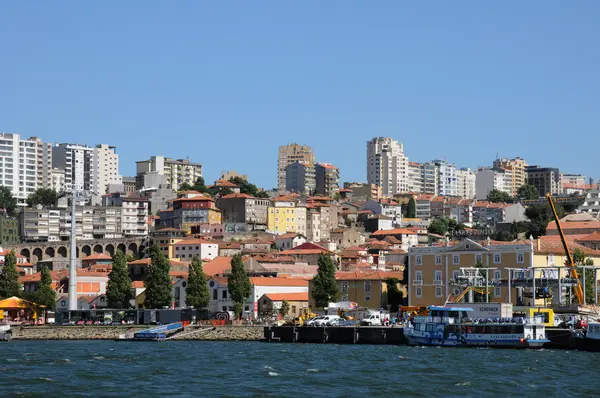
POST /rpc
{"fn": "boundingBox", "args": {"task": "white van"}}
[360,313,388,326]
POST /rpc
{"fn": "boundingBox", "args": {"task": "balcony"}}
[413,280,423,286]
[433,280,443,286]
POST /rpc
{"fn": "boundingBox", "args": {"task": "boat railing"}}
[414,316,457,324]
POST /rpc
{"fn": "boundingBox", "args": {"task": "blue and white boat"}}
[404,306,549,349]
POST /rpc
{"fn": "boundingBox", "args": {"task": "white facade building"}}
[94,144,122,193]
[0,133,53,204]
[367,137,409,196]
[173,238,219,261]
[136,156,203,191]
[475,168,513,200]
[456,168,476,199]
[120,197,149,237]
[52,143,96,192]
[207,276,308,318]
[407,162,422,193]
[433,160,457,196]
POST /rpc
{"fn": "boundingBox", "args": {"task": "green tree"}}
[525,203,565,238]
[106,250,132,309]
[144,245,173,309]
[0,186,18,216]
[210,186,234,198]
[229,177,269,198]
[311,254,340,308]
[26,188,61,207]
[384,277,404,312]
[0,250,21,298]
[186,256,210,309]
[573,249,596,304]
[227,254,251,319]
[516,184,539,201]
[34,266,56,310]
[406,197,416,219]
[279,300,290,317]
[260,301,273,317]
[487,189,513,203]
[428,218,449,236]
[179,182,193,191]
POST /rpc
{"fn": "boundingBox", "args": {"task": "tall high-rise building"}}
[136,156,203,191]
[286,161,316,195]
[407,162,422,193]
[52,143,96,191]
[277,143,315,192]
[0,133,53,204]
[433,159,457,196]
[456,168,476,199]
[475,168,513,200]
[94,144,122,193]
[526,165,563,196]
[493,157,528,196]
[315,163,340,197]
[366,137,409,196]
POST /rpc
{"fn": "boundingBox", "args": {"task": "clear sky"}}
[2,1,599,188]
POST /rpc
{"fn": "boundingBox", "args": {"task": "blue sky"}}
[2,1,599,188]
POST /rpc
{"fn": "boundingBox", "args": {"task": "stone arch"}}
[44,247,55,260]
[32,248,43,264]
[20,248,31,261]
[82,245,91,257]
[57,246,68,258]
[93,244,104,254]
[117,243,127,255]
[105,244,115,257]
[128,242,138,256]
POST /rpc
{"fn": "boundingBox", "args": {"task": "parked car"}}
[313,315,340,327]
[326,318,348,327]
[360,313,387,326]
[304,317,324,326]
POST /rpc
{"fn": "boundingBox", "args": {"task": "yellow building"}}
[267,195,305,235]
[149,228,188,258]
[308,270,403,310]
[408,238,534,307]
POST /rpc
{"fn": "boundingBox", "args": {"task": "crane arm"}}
[545,193,584,304]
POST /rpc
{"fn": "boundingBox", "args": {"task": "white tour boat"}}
[404,306,549,349]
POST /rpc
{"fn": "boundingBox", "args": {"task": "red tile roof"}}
[280,242,332,255]
[371,228,417,236]
[250,277,309,287]
[576,232,600,242]
[212,179,239,188]
[83,253,112,261]
[220,193,255,199]
[203,256,232,275]
[263,292,309,302]
[546,221,600,230]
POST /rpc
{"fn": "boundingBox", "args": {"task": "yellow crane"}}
[546,193,584,304]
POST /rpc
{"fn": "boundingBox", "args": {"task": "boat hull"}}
[404,330,548,349]
[573,337,600,352]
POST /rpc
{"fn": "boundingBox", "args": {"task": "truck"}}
[449,303,513,319]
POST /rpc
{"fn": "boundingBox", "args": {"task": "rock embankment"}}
[12,325,264,341]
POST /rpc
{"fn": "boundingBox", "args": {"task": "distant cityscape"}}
[0,131,599,317]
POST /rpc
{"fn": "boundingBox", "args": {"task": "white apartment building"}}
[173,238,219,261]
[94,144,122,193]
[475,168,513,200]
[456,168,476,199]
[367,137,409,196]
[50,168,66,191]
[433,160,457,196]
[420,162,439,195]
[407,162,422,193]
[52,143,95,192]
[0,133,53,204]
[121,197,149,237]
[136,156,203,191]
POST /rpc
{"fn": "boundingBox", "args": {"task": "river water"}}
[0,341,598,397]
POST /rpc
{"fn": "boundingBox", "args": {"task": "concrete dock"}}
[262,326,408,345]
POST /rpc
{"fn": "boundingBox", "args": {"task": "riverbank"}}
[11,325,264,341]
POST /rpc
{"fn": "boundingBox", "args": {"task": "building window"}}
[435,255,442,265]
[212,290,217,300]
[434,270,442,282]
[476,254,482,264]
[364,281,371,293]
[415,271,422,281]
[495,287,501,297]
[416,287,422,298]
[453,255,460,265]
[435,287,442,298]
[494,270,501,280]
[494,253,501,264]
[517,253,524,263]
[415,255,422,265]
[341,281,348,293]
[222,290,227,299]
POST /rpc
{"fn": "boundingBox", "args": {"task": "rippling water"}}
[0,341,598,397]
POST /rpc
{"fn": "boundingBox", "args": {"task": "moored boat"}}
[0,324,12,341]
[404,306,549,349]
[572,322,600,352]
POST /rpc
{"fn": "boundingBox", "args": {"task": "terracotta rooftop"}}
[371,228,417,236]
[83,253,112,261]
[280,242,332,255]
[546,221,600,230]
[212,179,239,188]
[263,292,309,302]
[220,193,255,199]
[576,232,600,242]
[203,256,232,275]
